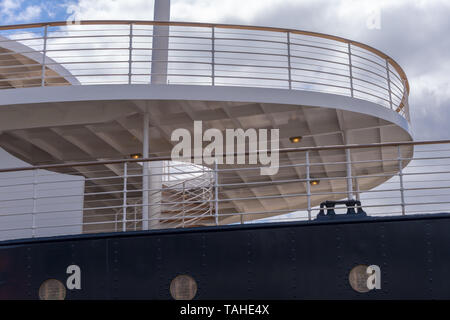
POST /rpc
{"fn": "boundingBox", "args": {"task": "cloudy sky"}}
[1,0,449,141]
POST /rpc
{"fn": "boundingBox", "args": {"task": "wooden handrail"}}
[1,139,448,174]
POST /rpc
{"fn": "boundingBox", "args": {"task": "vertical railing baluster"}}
[122,162,128,232]
[354,177,360,201]
[182,181,185,228]
[398,146,406,215]
[287,32,292,90]
[306,151,311,220]
[386,59,393,109]
[214,162,219,225]
[346,146,354,200]
[32,169,37,237]
[41,25,48,87]
[348,42,354,97]
[401,78,410,121]
[211,26,215,86]
[128,23,133,85]
[209,174,214,219]
[114,210,118,232]
[134,204,137,231]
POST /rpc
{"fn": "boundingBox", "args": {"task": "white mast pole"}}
[151,0,171,84]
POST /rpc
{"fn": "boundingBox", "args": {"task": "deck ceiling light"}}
[130,153,142,159]
[289,136,302,143]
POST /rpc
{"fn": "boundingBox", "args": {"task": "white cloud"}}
[171,0,299,23]
[0,0,22,15]
[15,5,42,21]
[67,0,155,21]
[66,0,302,23]
[66,0,443,25]
[0,0,42,23]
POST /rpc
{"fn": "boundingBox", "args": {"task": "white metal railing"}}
[0,20,409,120]
[1,140,450,241]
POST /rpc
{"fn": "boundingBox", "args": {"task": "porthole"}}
[348,265,370,293]
[39,279,66,300]
[170,274,197,300]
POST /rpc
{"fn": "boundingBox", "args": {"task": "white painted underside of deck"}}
[0,85,413,227]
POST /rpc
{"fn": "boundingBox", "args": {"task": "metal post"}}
[306,151,311,220]
[386,59,393,109]
[348,43,354,97]
[211,26,215,86]
[287,32,292,90]
[148,160,163,229]
[182,181,185,228]
[354,177,360,201]
[128,24,133,85]
[32,169,37,237]
[398,146,406,215]
[142,112,150,230]
[41,25,48,87]
[344,131,354,200]
[134,204,137,231]
[114,210,118,232]
[214,162,219,225]
[122,162,128,232]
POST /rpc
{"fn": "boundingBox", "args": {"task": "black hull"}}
[1,213,449,300]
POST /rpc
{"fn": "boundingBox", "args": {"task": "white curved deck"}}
[0,84,411,133]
